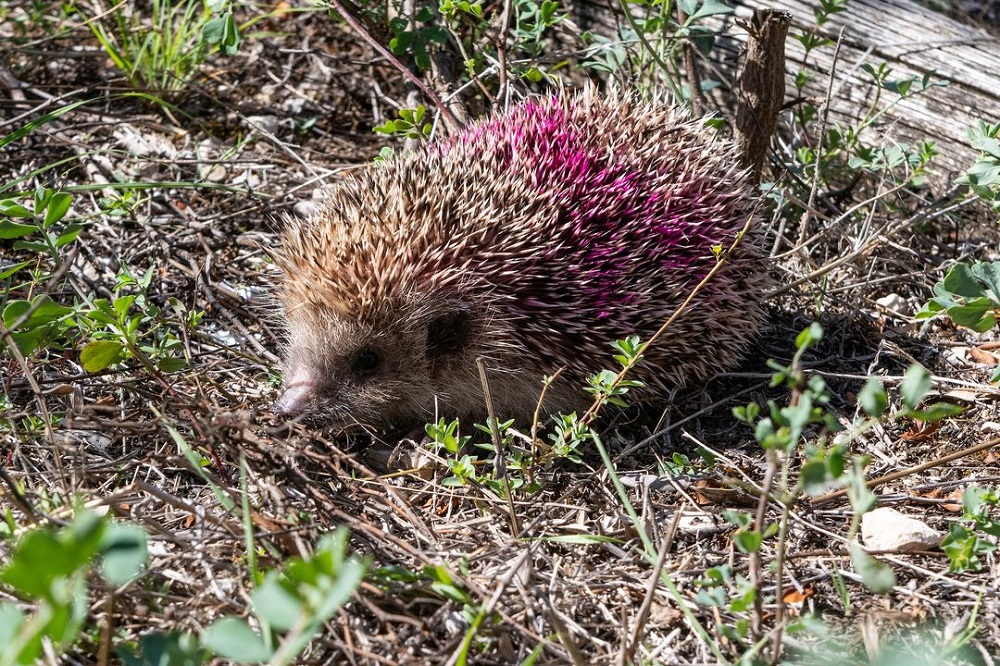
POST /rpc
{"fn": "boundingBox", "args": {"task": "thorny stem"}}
[676,3,703,117]
[770,498,793,663]
[496,0,514,106]
[577,199,763,430]
[529,368,562,484]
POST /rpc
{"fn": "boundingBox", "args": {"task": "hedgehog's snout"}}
[274,367,317,417]
[273,382,312,416]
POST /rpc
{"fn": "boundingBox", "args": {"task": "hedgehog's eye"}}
[354,350,382,373]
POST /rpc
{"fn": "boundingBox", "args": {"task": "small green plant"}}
[941,485,1000,573]
[792,65,944,189]
[724,324,963,659]
[83,0,211,91]
[3,261,203,373]
[917,260,1000,333]
[513,0,565,58]
[957,120,1000,215]
[0,187,82,264]
[693,564,755,642]
[585,0,733,101]
[200,528,365,664]
[82,0,247,93]
[583,336,646,407]
[917,261,1000,382]
[0,510,148,666]
[421,336,650,492]
[202,0,242,56]
[389,5,450,71]
[374,105,433,140]
[79,262,203,373]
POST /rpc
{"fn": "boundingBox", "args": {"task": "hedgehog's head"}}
[274,292,486,429]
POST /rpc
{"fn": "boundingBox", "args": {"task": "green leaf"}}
[687,0,734,21]
[201,617,271,661]
[43,192,72,227]
[971,134,1000,159]
[0,260,31,280]
[899,364,931,410]
[972,261,1000,302]
[119,631,205,666]
[203,13,241,55]
[946,298,996,331]
[851,544,896,592]
[905,402,964,422]
[55,223,84,248]
[0,603,26,653]
[733,529,763,554]
[3,296,73,329]
[203,16,226,44]
[251,577,303,632]
[795,322,823,350]
[943,263,987,299]
[800,460,830,495]
[0,200,34,218]
[0,220,36,238]
[100,523,148,586]
[858,378,887,418]
[80,340,125,372]
[156,356,188,373]
[0,98,95,151]
[1,513,105,599]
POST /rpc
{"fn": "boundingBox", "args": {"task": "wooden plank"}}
[728,0,1000,187]
[566,0,1000,190]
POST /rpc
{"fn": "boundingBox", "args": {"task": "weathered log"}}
[731,0,1000,189]
[734,9,791,184]
[565,0,1000,191]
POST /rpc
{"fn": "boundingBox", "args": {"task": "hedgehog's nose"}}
[273,380,315,417]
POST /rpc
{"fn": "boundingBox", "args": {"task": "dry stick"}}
[675,4,703,118]
[476,357,520,537]
[768,184,964,298]
[734,9,791,186]
[769,499,793,664]
[496,0,514,107]
[324,0,461,132]
[529,367,563,486]
[621,532,673,666]
[811,436,1000,506]
[749,449,778,643]
[796,29,844,252]
[97,593,115,666]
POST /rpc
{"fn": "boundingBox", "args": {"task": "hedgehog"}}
[273,91,770,429]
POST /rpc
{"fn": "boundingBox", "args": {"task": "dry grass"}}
[3,1,1000,664]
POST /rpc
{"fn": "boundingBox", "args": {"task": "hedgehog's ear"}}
[426,308,472,358]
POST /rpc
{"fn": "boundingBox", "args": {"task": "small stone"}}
[875,293,906,314]
[861,507,943,552]
[243,115,281,135]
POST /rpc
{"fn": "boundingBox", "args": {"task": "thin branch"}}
[324,0,462,132]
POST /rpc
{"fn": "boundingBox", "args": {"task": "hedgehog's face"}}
[274,298,480,429]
